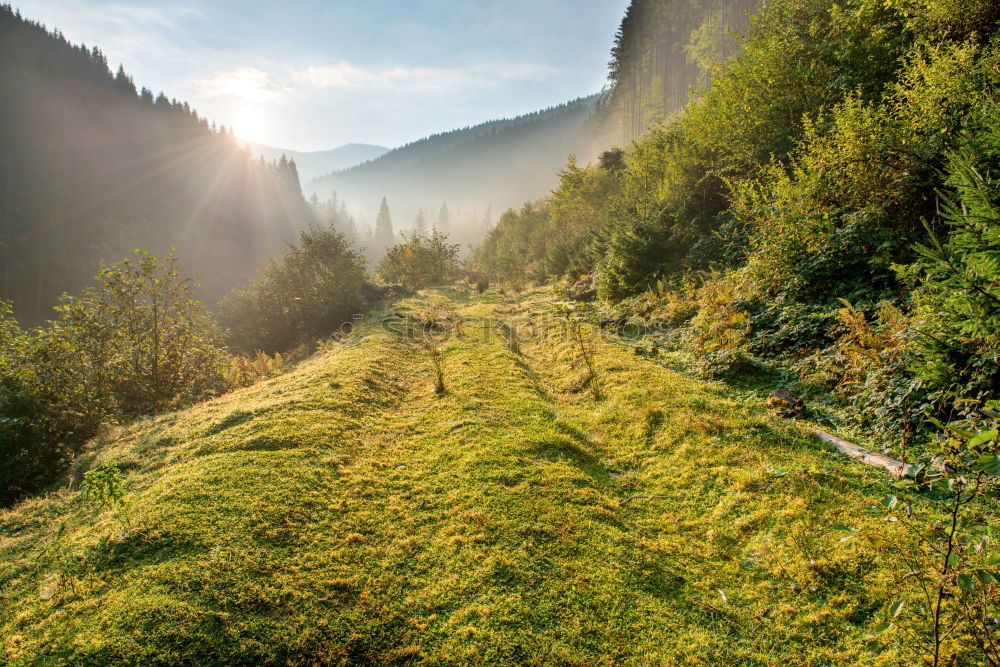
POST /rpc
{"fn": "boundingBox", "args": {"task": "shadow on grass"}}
[533,423,615,489]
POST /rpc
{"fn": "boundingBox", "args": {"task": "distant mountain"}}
[307,96,604,245]
[244,142,387,183]
[0,5,316,323]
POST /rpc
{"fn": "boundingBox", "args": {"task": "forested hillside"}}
[603,0,760,142]
[0,5,316,324]
[3,0,1000,663]
[474,0,1000,455]
[308,96,601,242]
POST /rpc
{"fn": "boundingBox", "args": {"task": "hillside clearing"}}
[0,287,980,665]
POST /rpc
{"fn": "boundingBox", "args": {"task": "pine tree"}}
[436,202,451,234]
[414,208,427,237]
[374,197,394,251]
[344,215,358,243]
[911,125,1000,399]
[285,159,301,193]
[114,64,136,96]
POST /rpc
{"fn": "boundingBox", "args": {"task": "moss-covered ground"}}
[0,287,981,665]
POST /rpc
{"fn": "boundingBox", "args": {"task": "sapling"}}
[410,301,451,394]
[834,420,1000,665]
[80,462,132,531]
[424,339,446,394]
[558,302,603,400]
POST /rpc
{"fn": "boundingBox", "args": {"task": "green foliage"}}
[220,225,366,354]
[908,112,1000,406]
[684,15,736,77]
[470,0,1000,445]
[90,251,228,414]
[473,156,620,288]
[0,252,227,505]
[841,417,1000,665]
[375,230,460,290]
[80,462,131,529]
[598,147,626,172]
[0,304,68,504]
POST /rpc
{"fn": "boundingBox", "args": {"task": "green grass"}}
[0,286,986,664]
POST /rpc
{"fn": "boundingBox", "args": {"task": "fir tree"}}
[374,197,394,251]
[414,208,427,237]
[482,204,493,231]
[436,202,451,234]
[910,119,1000,399]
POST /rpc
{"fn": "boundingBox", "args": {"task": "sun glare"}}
[232,107,267,143]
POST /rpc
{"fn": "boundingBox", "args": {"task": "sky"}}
[14,0,631,151]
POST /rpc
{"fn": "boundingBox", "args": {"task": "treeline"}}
[309,192,492,266]
[0,223,367,504]
[605,0,760,142]
[1,215,465,504]
[308,96,601,244]
[316,96,602,180]
[473,0,1000,452]
[0,5,316,325]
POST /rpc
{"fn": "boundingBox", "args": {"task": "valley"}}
[0,287,967,664]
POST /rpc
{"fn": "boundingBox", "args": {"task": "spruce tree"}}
[482,204,493,231]
[414,208,427,237]
[374,197,394,250]
[910,118,1000,400]
[436,202,451,234]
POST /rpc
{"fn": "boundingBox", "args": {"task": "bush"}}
[0,251,228,505]
[376,230,460,290]
[220,225,366,353]
[686,274,754,378]
[0,307,65,504]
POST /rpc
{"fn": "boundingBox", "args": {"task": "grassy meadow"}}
[0,286,983,665]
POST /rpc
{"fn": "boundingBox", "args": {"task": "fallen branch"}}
[811,428,917,478]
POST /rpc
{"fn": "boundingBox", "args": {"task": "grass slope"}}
[0,287,971,664]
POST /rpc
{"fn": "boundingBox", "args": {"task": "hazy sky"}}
[15,0,631,151]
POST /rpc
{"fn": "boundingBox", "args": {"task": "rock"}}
[768,390,804,413]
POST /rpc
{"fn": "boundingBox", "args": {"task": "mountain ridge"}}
[243,142,388,183]
[307,94,606,238]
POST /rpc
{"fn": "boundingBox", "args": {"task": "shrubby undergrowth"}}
[0,252,228,504]
[219,225,367,354]
[472,0,1000,454]
[1,223,375,505]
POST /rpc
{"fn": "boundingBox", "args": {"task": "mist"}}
[306,95,614,253]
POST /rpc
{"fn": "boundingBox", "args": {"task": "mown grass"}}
[0,286,989,664]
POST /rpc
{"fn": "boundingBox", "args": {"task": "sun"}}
[231,107,267,143]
